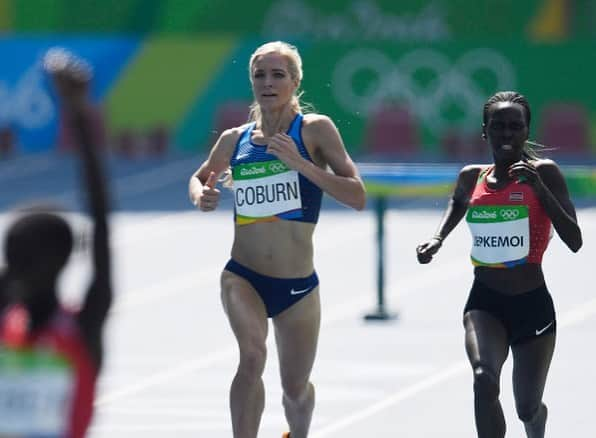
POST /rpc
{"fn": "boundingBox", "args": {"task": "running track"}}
[1,152,594,437]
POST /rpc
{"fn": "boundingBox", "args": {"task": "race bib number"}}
[233,160,302,224]
[0,348,73,436]
[466,205,529,267]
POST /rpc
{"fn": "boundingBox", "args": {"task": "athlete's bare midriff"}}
[231,220,315,278]
[474,263,546,295]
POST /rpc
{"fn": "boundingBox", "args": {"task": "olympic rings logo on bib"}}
[233,159,303,224]
[500,209,519,221]
[466,205,530,267]
[268,162,288,173]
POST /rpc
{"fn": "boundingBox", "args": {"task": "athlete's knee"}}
[282,379,313,405]
[516,400,544,423]
[473,365,500,401]
[237,343,267,379]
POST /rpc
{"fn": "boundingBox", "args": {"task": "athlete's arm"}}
[47,55,113,368]
[293,114,366,210]
[189,128,239,211]
[417,165,481,263]
[70,103,112,369]
[0,270,8,310]
[510,159,582,252]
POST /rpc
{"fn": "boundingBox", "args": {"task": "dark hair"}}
[482,90,531,127]
[482,91,546,159]
[5,213,73,274]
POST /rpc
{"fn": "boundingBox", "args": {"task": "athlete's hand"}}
[267,133,306,171]
[43,48,91,114]
[196,171,220,212]
[416,238,442,264]
[508,160,542,189]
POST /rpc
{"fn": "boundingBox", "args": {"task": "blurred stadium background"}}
[1,0,596,167]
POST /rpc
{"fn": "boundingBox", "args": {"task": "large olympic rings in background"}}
[332,48,516,134]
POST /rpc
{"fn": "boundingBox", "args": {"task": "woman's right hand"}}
[416,238,442,264]
[194,171,220,212]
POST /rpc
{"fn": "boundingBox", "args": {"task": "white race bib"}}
[233,160,302,224]
[466,205,529,267]
[0,348,74,436]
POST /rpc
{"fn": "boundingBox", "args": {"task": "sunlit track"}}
[95,348,237,407]
[1,207,594,437]
[93,226,461,407]
[310,294,596,438]
[77,210,596,436]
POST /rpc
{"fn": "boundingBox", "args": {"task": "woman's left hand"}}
[508,160,543,189]
[267,133,306,171]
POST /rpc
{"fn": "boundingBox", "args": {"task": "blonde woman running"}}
[189,41,366,438]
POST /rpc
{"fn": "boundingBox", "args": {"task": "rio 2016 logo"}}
[331,48,516,135]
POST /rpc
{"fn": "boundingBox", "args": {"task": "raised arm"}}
[45,49,112,367]
[75,105,112,364]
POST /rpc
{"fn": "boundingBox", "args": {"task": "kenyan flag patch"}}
[509,192,524,202]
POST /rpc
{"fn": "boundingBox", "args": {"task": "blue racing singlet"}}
[230,114,323,225]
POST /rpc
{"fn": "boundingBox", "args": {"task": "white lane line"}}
[74,213,371,315]
[558,297,596,327]
[310,296,596,437]
[94,224,375,405]
[111,212,197,249]
[311,361,469,438]
[94,347,236,406]
[92,412,332,432]
[90,422,231,432]
[111,220,371,313]
[93,211,595,410]
[314,360,435,379]
[110,270,211,314]
[94,407,227,417]
[94,257,459,407]
[320,259,463,326]
[92,221,376,406]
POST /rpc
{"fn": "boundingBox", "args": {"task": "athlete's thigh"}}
[272,288,321,384]
[221,270,269,347]
[464,310,510,374]
[511,332,555,405]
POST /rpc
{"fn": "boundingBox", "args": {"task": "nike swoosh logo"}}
[535,321,554,336]
[290,287,312,295]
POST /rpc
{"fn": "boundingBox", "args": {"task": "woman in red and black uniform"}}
[0,48,112,438]
[416,91,582,438]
